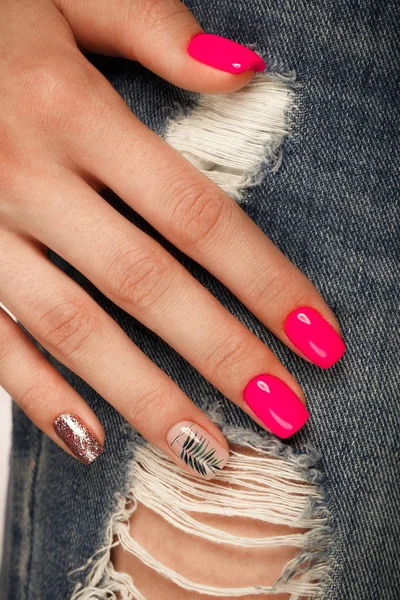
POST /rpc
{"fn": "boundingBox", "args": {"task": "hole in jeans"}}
[69,433,333,599]
[111,444,310,599]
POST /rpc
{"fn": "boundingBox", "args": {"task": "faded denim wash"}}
[1,0,399,598]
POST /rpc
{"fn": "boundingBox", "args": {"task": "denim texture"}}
[1,1,399,598]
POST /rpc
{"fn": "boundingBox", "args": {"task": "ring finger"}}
[0,231,229,477]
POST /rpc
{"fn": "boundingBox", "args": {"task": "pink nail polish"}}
[187,33,266,74]
[284,306,346,369]
[243,374,309,438]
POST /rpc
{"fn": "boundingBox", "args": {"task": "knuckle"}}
[104,243,172,312]
[36,298,98,358]
[251,266,292,312]
[26,62,74,105]
[168,181,229,248]
[202,335,254,380]
[134,0,183,37]
[123,385,165,429]
[18,57,92,130]
[18,378,57,416]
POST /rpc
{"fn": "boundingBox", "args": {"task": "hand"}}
[0,0,345,477]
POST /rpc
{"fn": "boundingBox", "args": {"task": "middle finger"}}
[13,171,309,438]
[79,91,346,370]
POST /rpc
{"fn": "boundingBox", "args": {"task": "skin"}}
[112,446,306,599]
[0,0,343,468]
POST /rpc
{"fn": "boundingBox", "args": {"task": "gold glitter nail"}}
[53,413,103,464]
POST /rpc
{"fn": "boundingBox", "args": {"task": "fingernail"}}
[53,413,104,464]
[167,421,229,480]
[243,374,309,438]
[284,306,346,369]
[187,33,266,74]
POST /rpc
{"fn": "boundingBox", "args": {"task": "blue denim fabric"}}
[1,0,399,598]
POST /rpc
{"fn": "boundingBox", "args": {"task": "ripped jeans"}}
[1,0,399,598]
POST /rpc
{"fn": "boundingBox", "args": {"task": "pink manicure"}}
[243,374,309,439]
[284,306,346,369]
[187,33,266,74]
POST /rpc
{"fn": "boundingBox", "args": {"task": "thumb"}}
[55,0,265,93]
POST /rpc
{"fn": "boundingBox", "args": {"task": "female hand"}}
[0,0,345,477]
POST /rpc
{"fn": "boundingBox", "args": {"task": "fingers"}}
[75,99,346,370]
[0,232,229,477]
[10,172,309,438]
[0,303,104,464]
[54,0,264,93]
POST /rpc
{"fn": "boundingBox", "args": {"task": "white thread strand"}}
[70,440,331,599]
[165,74,294,202]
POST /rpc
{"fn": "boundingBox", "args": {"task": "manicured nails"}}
[187,33,266,74]
[243,374,309,438]
[53,413,103,464]
[168,421,229,480]
[284,307,346,369]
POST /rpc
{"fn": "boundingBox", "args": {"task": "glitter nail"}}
[53,413,103,464]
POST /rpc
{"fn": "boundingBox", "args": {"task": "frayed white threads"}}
[70,436,332,599]
[164,73,295,203]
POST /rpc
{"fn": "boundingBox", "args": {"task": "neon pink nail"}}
[243,374,309,438]
[284,306,346,369]
[187,33,266,74]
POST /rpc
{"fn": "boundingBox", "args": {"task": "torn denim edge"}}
[163,70,298,204]
[68,401,335,599]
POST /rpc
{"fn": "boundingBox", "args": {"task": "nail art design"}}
[284,306,346,369]
[187,33,266,74]
[168,421,229,480]
[53,413,103,464]
[243,374,309,438]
